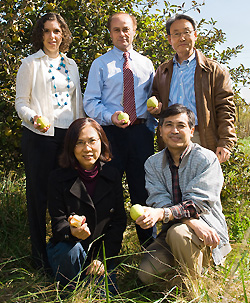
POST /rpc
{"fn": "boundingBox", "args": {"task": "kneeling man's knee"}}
[138,257,156,285]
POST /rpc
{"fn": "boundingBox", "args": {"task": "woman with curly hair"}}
[15,13,84,270]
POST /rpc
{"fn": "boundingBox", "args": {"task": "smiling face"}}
[167,18,197,63]
[42,19,62,58]
[160,113,194,156]
[74,125,101,171]
[109,13,136,52]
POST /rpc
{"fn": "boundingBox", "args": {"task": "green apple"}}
[147,96,158,108]
[37,116,50,129]
[118,112,130,124]
[130,204,144,221]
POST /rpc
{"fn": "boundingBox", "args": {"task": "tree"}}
[0,0,249,172]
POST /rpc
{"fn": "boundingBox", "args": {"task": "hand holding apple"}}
[111,111,131,128]
[68,214,91,240]
[130,204,145,221]
[37,116,50,129]
[146,97,162,115]
[69,214,86,228]
[118,112,130,124]
[34,115,50,133]
[147,96,158,108]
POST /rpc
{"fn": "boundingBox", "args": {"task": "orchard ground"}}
[0,139,249,302]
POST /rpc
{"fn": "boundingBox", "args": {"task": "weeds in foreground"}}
[1,168,250,302]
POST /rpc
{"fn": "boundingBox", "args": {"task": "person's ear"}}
[159,125,163,137]
[190,126,195,137]
[194,30,197,41]
[167,34,172,46]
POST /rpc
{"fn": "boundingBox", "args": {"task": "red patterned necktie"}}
[123,52,137,124]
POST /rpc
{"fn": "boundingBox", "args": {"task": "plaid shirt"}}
[165,148,198,220]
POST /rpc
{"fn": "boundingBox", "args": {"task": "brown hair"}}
[32,13,72,52]
[107,12,137,31]
[59,118,112,169]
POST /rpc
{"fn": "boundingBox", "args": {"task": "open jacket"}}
[145,143,231,265]
[15,49,84,136]
[153,49,237,152]
[48,162,127,262]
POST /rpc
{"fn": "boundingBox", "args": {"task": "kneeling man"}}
[137,104,231,285]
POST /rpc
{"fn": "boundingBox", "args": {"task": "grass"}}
[1,144,250,302]
[238,137,250,155]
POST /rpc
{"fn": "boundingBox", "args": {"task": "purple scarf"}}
[77,161,100,199]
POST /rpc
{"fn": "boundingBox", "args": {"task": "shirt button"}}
[110,208,115,213]
[65,234,69,239]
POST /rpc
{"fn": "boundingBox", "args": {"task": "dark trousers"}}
[21,127,67,268]
[103,124,155,246]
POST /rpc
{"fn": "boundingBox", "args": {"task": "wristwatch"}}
[30,117,34,124]
[163,208,171,224]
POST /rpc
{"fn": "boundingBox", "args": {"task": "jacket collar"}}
[33,49,72,65]
[162,142,193,169]
[195,49,213,72]
[161,48,212,74]
[68,161,117,205]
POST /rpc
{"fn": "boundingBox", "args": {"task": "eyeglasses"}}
[170,30,195,38]
[75,138,100,148]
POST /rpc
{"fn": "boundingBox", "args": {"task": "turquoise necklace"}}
[48,53,70,107]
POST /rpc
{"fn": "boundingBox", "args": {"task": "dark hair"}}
[166,14,196,35]
[107,12,137,31]
[59,118,112,169]
[159,104,195,129]
[32,13,72,52]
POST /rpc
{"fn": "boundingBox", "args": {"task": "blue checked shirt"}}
[169,52,197,125]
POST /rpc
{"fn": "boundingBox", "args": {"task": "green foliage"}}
[221,145,250,242]
[238,136,250,154]
[0,172,29,260]
[0,0,250,172]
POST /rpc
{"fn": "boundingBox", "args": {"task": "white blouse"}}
[15,49,84,136]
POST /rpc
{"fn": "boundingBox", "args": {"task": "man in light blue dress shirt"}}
[149,14,236,164]
[83,12,156,246]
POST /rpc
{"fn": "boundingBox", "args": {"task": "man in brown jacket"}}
[148,14,236,163]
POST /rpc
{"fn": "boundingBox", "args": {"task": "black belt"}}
[132,118,146,125]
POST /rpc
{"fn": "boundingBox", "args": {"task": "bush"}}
[221,144,250,242]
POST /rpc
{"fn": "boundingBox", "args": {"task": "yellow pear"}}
[37,116,50,129]
[118,112,130,123]
[147,96,158,108]
[130,204,144,221]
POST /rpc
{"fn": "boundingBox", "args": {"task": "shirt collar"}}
[113,46,135,61]
[173,51,196,66]
[165,144,190,167]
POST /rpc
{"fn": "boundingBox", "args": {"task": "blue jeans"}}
[47,241,118,294]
